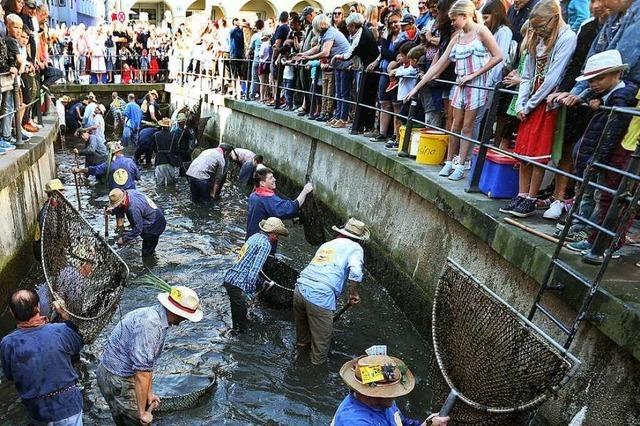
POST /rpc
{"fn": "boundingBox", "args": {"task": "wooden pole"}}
[333,303,352,323]
[73,153,82,211]
[104,207,109,238]
[503,217,562,245]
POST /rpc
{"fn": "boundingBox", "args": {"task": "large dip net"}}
[429,259,581,425]
[41,191,129,343]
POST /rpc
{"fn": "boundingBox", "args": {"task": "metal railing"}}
[1,72,44,147]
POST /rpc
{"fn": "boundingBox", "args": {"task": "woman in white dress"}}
[90,27,107,83]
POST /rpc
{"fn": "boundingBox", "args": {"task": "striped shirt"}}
[224,232,271,294]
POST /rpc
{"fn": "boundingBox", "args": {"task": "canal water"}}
[0,143,434,425]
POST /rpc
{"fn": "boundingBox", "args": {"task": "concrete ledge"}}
[223,98,640,362]
[0,114,58,296]
[49,83,165,95]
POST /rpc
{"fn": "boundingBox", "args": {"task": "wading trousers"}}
[96,363,138,425]
[293,287,333,365]
[223,282,248,332]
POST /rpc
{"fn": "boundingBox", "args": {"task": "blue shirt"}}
[230,26,245,58]
[224,232,271,294]
[88,155,140,190]
[246,190,299,240]
[100,304,169,377]
[321,27,352,69]
[124,101,143,129]
[118,190,166,242]
[332,393,422,426]
[416,12,434,30]
[297,238,364,311]
[138,127,158,150]
[1,322,84,422]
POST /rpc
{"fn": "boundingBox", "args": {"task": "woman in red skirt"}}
[499,0,577,218]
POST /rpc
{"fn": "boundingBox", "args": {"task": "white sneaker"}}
[448,164,466,181]
[21,129,33,138]
[439,161,454,176]
[543,199,565,220]
[462,160,472,170]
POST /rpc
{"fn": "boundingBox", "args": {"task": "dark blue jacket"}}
[229,27,245,58]
[1,322,83,422]
[88,155,140,190]
[573,83,638,176]
[117,190,166,242]
[246,190,299,240]
[138,127,158,151]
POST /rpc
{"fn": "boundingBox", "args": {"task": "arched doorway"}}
[211,6,225,20]
[239,0,277,22]
[186,0,206,18]
[128,0,172,24]
[291,0,323,13]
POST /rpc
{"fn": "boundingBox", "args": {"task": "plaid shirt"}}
[110,97,126,121]
[224,232,271,294]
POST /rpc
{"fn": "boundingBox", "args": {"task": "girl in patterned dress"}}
[500,0,577,218]
[406,0,503,181]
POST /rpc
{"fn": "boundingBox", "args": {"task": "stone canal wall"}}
[167,89,640,425]
[0,115,58,297]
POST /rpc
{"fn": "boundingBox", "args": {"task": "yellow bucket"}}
[417,131,448,165]
[397,125,425,156]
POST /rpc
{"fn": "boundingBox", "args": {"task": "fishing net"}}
[300,194,327,246]
[154,374,217,413]
[430,260,581,425]
[41,191,129,343]
[258,256,298,308]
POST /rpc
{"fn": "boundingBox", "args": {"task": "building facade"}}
[48,0,106,27]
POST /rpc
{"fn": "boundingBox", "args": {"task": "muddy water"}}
[0,143,434,425]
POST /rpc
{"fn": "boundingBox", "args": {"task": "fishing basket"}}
[41,191,129,343]
[430,259,581,425]
[154,374,217,413]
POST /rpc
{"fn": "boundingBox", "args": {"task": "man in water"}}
[33,178,64,262]
[97,286,203,425]
[237,153,264,189]
[332,352,449,425]
[123,93,142,146]
[246,167,313,247]
[74,127,108,167]
[293,218,368,365]
[73,141,140,190]
[223,217,288,332]
[107,188,167,257]
[152,118,181,186]
[186,144,233,203]
[1,289,84,425]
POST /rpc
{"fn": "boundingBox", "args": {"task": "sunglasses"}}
[333,11,342,15]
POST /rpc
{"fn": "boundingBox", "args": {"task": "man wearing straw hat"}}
[293,218,369,365]
[223,217,288,332]
[332,352,450,425]
[33,179,65,262]
[73,141,140,191]
[106,188,167,257]
[97,286,203,425]
[152,117,181,186]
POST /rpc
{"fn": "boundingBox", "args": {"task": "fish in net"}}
[430,259,581,425]
[258,256,299,308]
[41,191,129,343]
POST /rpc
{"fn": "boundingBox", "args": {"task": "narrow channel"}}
[0,142,433,425]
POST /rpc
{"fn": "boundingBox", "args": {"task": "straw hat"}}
[96,104,106,114]
[339,355,415,398]
[108,141,124,153]
[176,112,188,123]
[108,188,126,209]
[60,95,71,103]
[332,218,370,241]
[149,89,159,97]
[259,217,289,236]
[87,92,97,102]
[157,286,204,322]
[45,179,64,193]
[575,50,628,82]
[158,117,172,128]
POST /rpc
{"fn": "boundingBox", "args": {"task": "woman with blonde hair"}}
[406,0,503,181]
[499,0,577,217]
[364,4,380,40]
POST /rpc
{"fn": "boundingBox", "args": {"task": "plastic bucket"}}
[113,74,122,84]
[416,131,448,165]
[79,75,91,85]
[398,125,425,157]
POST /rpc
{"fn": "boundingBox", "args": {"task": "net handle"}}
[439,390,458,417]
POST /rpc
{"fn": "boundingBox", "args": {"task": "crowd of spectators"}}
[1,0,639,262]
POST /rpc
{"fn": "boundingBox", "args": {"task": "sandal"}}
[536,196,556,210]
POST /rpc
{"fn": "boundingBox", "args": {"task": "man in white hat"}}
[106,188,167,257]
[332,353,449,425]
[55,95,71,135]
[33,179,65,262]
[73,141,140,191]
[97,286,203,425]
[223,217,289,332]
[293,218,370,365]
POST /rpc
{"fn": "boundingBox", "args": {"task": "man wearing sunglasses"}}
[415,0,434,29]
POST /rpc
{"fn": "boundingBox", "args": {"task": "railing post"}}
[467,82,503,193]
[274,62,283,110]
[244,59,252,101]
[583,139,640,264]
[398,100,417,158]
[350,68,366,135]
[181,57,185,87]
[36,84,43,126]
[13,75,23,145]
[309,75,318,117]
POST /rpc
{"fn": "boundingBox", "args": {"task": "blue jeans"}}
[334,68,353,121]
[571,171,605,234]
[2,90,15,138]
[250,60,260,98]
[189,176,212,204]
[122,126,138,147]
[284,78,295,108]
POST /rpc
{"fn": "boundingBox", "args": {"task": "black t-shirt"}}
[4,37,20,69]
[272,24,290,46]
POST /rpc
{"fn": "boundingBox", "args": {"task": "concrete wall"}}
[0,116,58,300]
[169,92,640,425]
